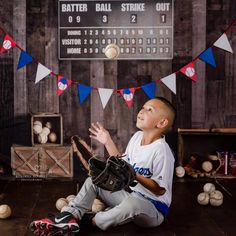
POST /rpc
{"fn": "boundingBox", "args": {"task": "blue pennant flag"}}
[199,48,216,68]
[142,82,156,99]
[17,50,33,70]
[78,84,93,104]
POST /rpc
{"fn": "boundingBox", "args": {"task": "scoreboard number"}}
[59,0,174,60]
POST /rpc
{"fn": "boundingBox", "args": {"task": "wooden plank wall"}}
[0,0,236,160]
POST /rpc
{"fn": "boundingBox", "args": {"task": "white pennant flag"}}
[213,33,233,53]
[35,63,51,83]
[161,73,176,94]
[98,88,114,108]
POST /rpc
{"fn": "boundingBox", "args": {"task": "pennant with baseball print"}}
[57,75,72,96]
[180,62,197,81]
[17,50,33,70]
[120,88,135,108]
[98,88,114,109]
[0,34,16,53]
[161,73,176,94]
[213,33,233,53]
[78,84,93,104]
[35,63,51,83]
[199,48,216,68]
[142,82,156,99]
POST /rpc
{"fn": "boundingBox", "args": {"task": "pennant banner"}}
[35,63,51,83]
[180,62,197,81]
[78,84,93,104]
[120,88,135,108]
[199,48,216,68]
[142,82,156,99]
[17,50,33,70]
[161,73,176,94]
[57,75,72,96]
[0,34,16,53]
[98,88,114,108]
[213,33,233,53]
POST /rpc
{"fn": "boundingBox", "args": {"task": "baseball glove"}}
[88,156,136,192]
[71,135,93,161]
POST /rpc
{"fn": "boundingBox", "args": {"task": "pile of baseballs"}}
[175,165,185,178]
[0,204,12,219]
[33,120,57,144]
[197,183,223,206]
[56,195,106,213]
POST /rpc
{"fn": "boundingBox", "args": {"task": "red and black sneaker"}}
[30,211,80,236]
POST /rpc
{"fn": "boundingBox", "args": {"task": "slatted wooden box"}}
[11,145,73,178]
[178,128,236,177]
[31,113,63,146]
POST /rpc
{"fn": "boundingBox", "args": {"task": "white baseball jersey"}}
[123,131,175,207]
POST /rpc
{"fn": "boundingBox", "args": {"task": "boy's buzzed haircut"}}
[155,96,176,123]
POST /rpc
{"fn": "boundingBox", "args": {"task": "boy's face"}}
[136,99,167,131]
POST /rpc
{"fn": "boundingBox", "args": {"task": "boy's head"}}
[136,96,176,134]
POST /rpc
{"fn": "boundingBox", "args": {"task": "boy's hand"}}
[89,122,111,145]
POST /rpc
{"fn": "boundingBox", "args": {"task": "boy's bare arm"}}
[136,174,166,196]
[89,122,121,157]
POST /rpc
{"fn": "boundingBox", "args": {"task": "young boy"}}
[30,97,176,235]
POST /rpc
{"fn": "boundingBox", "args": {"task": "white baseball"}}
[203,183,215,194]
[38,133,48,144]
[66,194,76,203]
[48,132,57,143]
[60,205,69,212]
[45,121,52,129]
[33,121,42,127]
[0,204,12,219]
[197,192,210,205]
[209,190,223,206]
[3,40,12,50]
[104,44,120,59]
[58,81,68,90]
[185,67,195,77]
[33,124,43,134]
[91,198,106,213]
[123,92,133,101]
[41,127,50,136]
[175,166,185,178]
[56,198,68,211]
[202,161,213,172]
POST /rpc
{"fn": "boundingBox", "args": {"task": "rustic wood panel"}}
[0,0,236,161]
[191,0,206,128]
[13,0,27,122]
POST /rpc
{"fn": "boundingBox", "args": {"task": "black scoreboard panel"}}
[58,0,174,60]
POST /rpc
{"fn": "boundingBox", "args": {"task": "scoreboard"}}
[58,0,174,60]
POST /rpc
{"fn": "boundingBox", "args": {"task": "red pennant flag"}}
[57,75,72,96]
[180,62,197,81]
[0,34,16,53]
[120,88,135,108]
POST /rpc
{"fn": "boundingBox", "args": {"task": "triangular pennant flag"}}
[199,48,216,67]
[120,88,135,108]
[78,84,93,104]
[98,88,114,109]
[180,62,197,81]
[0,34,16,53]
[213,33,233,53]
[57,75,72,96]
[161,73,176,94]
[35,63,51,83]
[17,50,33,70]
[142,82,156,99]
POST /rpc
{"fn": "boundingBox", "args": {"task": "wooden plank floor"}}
[0,177,236,236]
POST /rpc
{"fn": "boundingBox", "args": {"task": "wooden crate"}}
[178,128,236,177]
[11,145,73,178]
[31,113,63,146]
